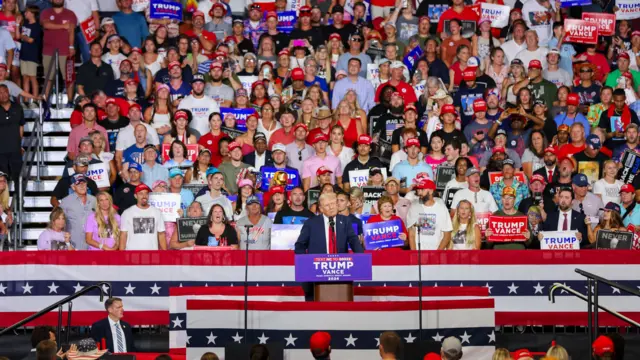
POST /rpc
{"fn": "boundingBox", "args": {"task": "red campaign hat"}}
[211,2,226,15]
[592,335,614,356]
[329,33,341,41]
[357,134,372,145]
[293,123,308,132]
[404,104,418,113]
[125,78,138,86]
[119,59,132,68]
[632,30,640,38]
[210,61,223,70]
[168,61,181,70]
[462,70,476,81]
[0,64,8,70]
[530,174,546,184]
[472,98,487,112]
[309,331,331,351]
[492,146,506,154]
[129,103,142,111]
[423,354,441,360]
[544,146,556,155]
[566,93,580,106]
[266,11,278,20]
[622,72,634,81]
[251,80,265,90]
[134,184,152,194]
[130,47,142,54]
[214,51,227,59]
[316,166,333,176]
[174,110,189,121]
[440,104,456,115]
[299,5,312,17]
[620,184,636,193]
[228,141,241,152]
[415,179,436,190]
[192,10,205,19]
[618,52,630,60]
[291,68,305,81]
[513,349,533,360]
[405,138,421,148]
[528,59,542,69]
[270,185,286,193]
[311,132,329,144]
[278,49,290,57]
[105,97,117,105]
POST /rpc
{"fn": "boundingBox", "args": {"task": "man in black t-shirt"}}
[572,134,610,179]
[99,98,130,151]
[342,134,386,192]
[113,162,143,214]
[274,187,315,225]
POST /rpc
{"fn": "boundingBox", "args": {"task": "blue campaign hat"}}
[71,173,87,185]
[206,167,220,177]
[128,162,143,173]
[572,173,589,187]
[246,195,261,206]
[169,168,183,178]
[587,134,601,149]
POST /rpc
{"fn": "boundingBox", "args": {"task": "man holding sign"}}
[485,187,531,249]
[541,187,588,248]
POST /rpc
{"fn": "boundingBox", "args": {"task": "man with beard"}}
[367,84,395,134]
[392,138,434,195]
[598,90,640,153]
[286,124,315,170]
[451,168,498,216]
[243,4,267,49]
[120,184,167,250]
[374,61,417,104]
[114,162,143,214]
[274,186,315,225]
[374,92,405,154]
[335,33,372,79]
[205,3,232,41]
[179,74,220,136]
[343,135,386,192]
[480,146,505,190]
[484,88,503,123]
[541,156,575,214]
[166,61,192,100]
[557,122,587,160]
[407,178,452,250]
[204,62,234,107]
[392,104,429,153]
[620,184,640,227]
[485,187,531,249]
[480,130,522,170]
[534,146,560,184]
[218,141,250,195]
[464,99,493,162]
[424,38,450,85]
[554,93,591,135]
[490,159,529,210]
[154,47,194,85]
[518,174,547,214]
[516,59,557,107]
[612,124,640,163]
[455,70,488,128]
[290,6,324,49]
[183,11,216,53]
[541,187,588,247]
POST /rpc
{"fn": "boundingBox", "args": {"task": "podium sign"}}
[295,253,372,282]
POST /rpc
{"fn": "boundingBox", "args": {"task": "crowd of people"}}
[0,0,635,251]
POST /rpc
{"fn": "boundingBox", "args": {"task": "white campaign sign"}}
[480,3,510,28]
[237,75,258,97]
[270,224,303,250]
[541,231,580,250]
[149,193,182,222]
[349,169,388,188]
[615,0,640,19]
[85,162,110,188]
[132,0,150,11]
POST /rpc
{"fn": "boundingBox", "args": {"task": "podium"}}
[295,253,372,302]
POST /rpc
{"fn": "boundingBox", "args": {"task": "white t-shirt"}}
[327,146,355,173]
[0,27,16,65]
[450,188,499,214]
[120,205,166,250]
[178,94,220,137]
[102,52,127,79]
[521,0,555,46]
[500,40,526,64]
[65,0,98,23]
[593,179,623,206]
[514,47,549,70]
[115,123,161,151]
[406,201,453,250]
[543,68,573,88]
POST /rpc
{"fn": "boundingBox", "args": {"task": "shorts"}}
[20,61,37,77]
[11,42,20,67]
[42,55,68,81]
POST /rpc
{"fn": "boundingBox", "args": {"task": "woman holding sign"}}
[366,196,408,250]
[586,202,627,245]
[195,203,239,248]
[440,200,481,250]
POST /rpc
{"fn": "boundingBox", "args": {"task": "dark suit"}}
[533,166,559,184]
[90,318,135,353]
[542,210,589,248]
[243,150,274,168]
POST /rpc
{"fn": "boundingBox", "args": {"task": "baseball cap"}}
[528,60,542,69]
[390,61,405,70]
[265,11,278,20]
[544,146,556,155]
[466,168,480,177]
[462,70,476,81]
[253,132,267,143]
[316,166,333,176]
[558,155,576,168]
[105,97,118,106]
[441,337,462,359]
[492,146,506,154]
[291,68,305,81]
[192,73,206,84]
[502,186,517,197]
[246,195,261,206]
[618,52,630,60]
[531,174,546,185]
[357,134,372,145]
[405,138,420,148]
[331,4,344,13]
[567,93,580,106]
[134,183,152,194]
[238,178,254,188]
[510,58,523,67]
[74,155,91,166]
[384,176,400,186]
[533,99,545,108]
[472,98,487,112]
[329,33,341,42]
[548,48,561,56]
[272,143,286,153]
[423,354,441,360]
[228,141,241,152]
[311,132,329,144]
[79,136,94,146]
[71,173,87,185]
[124,78,138,87]
[632,30,640,38]
[152,180,168,189]
[467,56,480,69]
[128,162,143,173]
[309,331,331,351]
[513,349,533,360]
[557,124,570,133]
[592,335,614,356]
[572,173,589,187]
[503,158,515,167]
[620,184,635,193]
[235,88,248,98]
[210,61,223,71]
[168,61,181,70]
[415,179,436,190]
[586,134,601,149]
[440,104,456,115]
[100,17,115,27]
[495,129,508,138]
[106,34,120,43]
[206,167,220,177]
[405,104,418,113]
[169,168,184,178]
[603,202,621,213]
[369,167,383,177]
[174,110,189,121]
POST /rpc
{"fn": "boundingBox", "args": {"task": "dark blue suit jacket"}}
[90,318,135,353]
[243,150,274,168]
[294,214,364,254]
[542,210,589,248]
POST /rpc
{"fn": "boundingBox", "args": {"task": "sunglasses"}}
[351,38,362,42]
[580,69,593,73]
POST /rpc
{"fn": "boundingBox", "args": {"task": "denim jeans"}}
[75,27,91,63]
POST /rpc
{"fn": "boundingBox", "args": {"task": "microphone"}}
[242,224,253,343]
[328,216,335,228]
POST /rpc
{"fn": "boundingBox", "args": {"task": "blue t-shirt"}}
[622,205,640,228]
[392,161,434,188]
[178,188,194,211]
[123,144,145,167]
[112,11,149,48]
[304,76,329,92]
[169,81,193,99]
[20,22,42,63]
[547,38,576,78]
[554,113,591,136]
[454,84,487,128]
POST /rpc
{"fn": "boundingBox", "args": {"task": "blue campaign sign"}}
[220,107,255,132]
[560,0,591,7]
[277,11,297,33]
[363,219,405,250]
[149,0,183,20]
[403,46,424,72]
[260,167,300,191]
[295,253,373,282]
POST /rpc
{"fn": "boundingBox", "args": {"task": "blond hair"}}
[451,200,477,249]
[47,208,66,230]
[492,348,512,360]
[95,192,121,242]
[546,345,569,360]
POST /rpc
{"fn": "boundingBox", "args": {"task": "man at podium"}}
[295,192,364,300]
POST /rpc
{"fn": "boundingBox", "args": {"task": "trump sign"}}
[541,231,580,250]
[149,0,183,20]
[488,216,528,242]
[295,253,372,282]
[149,192,182,222]
[563,19,599,44]
[363,219,405,250]
[582,13,616,36]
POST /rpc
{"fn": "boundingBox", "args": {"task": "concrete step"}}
[26,150,67,162]
[24,108,73,120]
[29,165,63,177]
[19,211,50,224]
[22,196,53,208]
[24,121,71,133]
[10,180,58,192]
[20,228,47,241]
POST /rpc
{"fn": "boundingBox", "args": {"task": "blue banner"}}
[220,107,255,132]
[363,219,405,250]
[150,0,183,20]
[403,46,424,72]
[271,11,297,34]
[259,166,300,191]
[295,253,373,282]
[560,0,591,7]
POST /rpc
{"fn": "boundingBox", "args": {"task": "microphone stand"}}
[416,224,423,342]
[243,224,253,344]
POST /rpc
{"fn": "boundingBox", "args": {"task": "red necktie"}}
[562,213,568,231]
[548,170,553,183]
[328,224,337,254]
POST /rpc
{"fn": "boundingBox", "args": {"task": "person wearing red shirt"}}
[198,113,227,167]
[182,11,217,54]
[269,110,297,149]
[366,195,408,251]
[374,61,417,104]
[436,0,479,35]
[70,96,91,128]
[307,107,333,144]
[576,45,611,83]
[557,122,587,160]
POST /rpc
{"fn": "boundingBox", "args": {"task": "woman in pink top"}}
[38,208,73,250]
[236,111,259,156]
[425,133,447,171]
[84,192,121,251]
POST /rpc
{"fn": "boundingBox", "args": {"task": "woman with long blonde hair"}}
[492,348,512,360]
[0,172,12,229]
[89,131,117,187]
[344,89,368,132]
[440,200,481,250]
[38,208,72,250]
[326,124,355,172]
[546,344,569,360]
[298,98,316,128]
[304,84,325,108]
[328,33,344,68]
[85,192,121,251]
[333,100,363,148]
[314,45,333,90]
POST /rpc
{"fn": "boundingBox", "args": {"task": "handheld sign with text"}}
[596,230,633,249]
[84,162,110,188]
[403,46,424,72]
[435,166,455,190]
[132,0,150,12]
[479,3,510,28]
[444,188,461,209]
[295,253,373,282]
[615,0,640,20]
[578,161,599,186]
[627,224,640,250]
[487,215,528,242]
[220,107,256,132]
[177,217,208,242]
[582,13,616,36]
[363,186,384,207]
[307,190,320,208]
[264,11,297,33]
[362,219,405,250]
[619,149,640,184]
[260,167,300,191]
[563,19,599,44]
[149,193,182,222]
[183,184,206,198]
[270,224,303,250]
[149,0,183,20]
[540,231,580,250]
[561,0,591,7]
[476,212,491,239]
[237,76,258,99]
[161,143,198,163]
[488,171,527,186]
[349,168,388,188]
[80,17,97,43]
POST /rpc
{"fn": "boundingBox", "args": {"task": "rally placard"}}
[220,107,256,132]
[480,3,510,28]
[561,0,591,7]
[363,186,384,207]
[183,184,206,198]
[403,46,423,72]
[80,17,97,43]
[275,11,297,33]
[149,193,182,222]
[362,219,405,250]
[488,171,527,186]
[582,13,616,36]
[627,224,640,250]
[487,215,528,242]
[619,149,640,184]
[435,166,455,190]
[578,161,599,186]
[177,217,207,242]
[84,162,110,188]
[348,168,388,188]
[444,20,476,38]
[367,63,379,82]
[132,0,150,11]
[476,212,491,238]
[563,19,599,45]
[161,143,198,163]
[270,224,303,250]
[260,167,300,191]
[307,190,320,208]
[294,253,373,282]
[540,231,580,250]
[444,188,461,209]
[615,0,640,20]
[237,76,258,100]
[596,230,633,249]
[149,0,183,20]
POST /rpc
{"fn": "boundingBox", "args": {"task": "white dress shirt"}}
[254,152,266,169]
[557,210,572,231]
[108,316,127,353]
